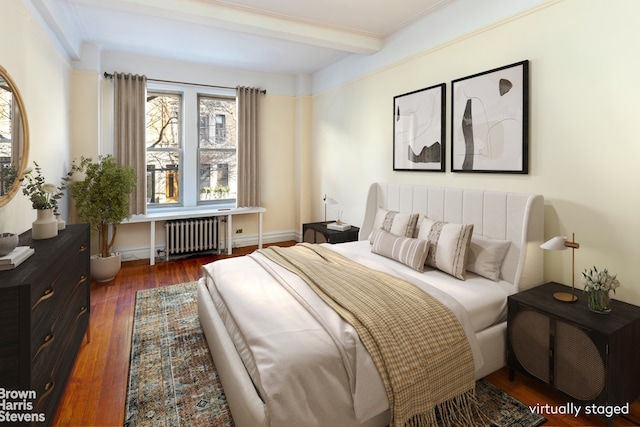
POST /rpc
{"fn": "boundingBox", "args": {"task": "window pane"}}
[146,92,182,205]
[198,149,237,201]
[146,153,180,204]
[198,96,236,202]
[147,93,181,149]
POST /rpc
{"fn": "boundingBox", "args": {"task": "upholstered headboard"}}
[359,183,544,293]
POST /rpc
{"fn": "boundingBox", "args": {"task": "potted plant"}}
[66,155,136,281]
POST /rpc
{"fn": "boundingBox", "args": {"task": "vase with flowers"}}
[581,266,621,313]
[21,161,65,239]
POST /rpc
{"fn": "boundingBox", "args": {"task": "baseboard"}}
[116,229,300,262]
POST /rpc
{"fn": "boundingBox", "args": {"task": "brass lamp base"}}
[554,291,578,302]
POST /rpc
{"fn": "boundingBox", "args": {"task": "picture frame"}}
[451,60,529,173]
[393,83,445,172]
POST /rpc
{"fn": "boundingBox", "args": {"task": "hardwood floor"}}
[53,243,640,426]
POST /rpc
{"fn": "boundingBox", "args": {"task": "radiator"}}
[165,217,226,259]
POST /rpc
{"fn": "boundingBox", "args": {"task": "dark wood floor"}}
[53,242,640,426]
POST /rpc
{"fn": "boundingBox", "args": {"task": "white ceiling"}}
[27,0,452,74]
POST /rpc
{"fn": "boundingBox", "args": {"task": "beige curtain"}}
[236,86,261,207]
[114,73,147,215]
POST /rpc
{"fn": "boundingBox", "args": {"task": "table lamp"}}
[540,233,580,302]
[323,195,337,223]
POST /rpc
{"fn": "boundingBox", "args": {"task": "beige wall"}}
[311,0,640,305]
[0,0,71,234]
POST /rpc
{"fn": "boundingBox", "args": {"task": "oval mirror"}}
[0,65,29,207]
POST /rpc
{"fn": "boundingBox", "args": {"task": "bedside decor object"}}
[21,162,65,239]
[540,233,580,302]
[323,194,337,223]
[0,232,19,256]
[327,222,350,231]
[581,266,620,314]
[0,245,35,271]
[32,208,59,239]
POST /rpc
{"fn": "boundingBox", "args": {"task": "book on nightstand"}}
[327,222,351,231]
[0,246,35,270]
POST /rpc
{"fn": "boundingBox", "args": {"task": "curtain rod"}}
[103,72,266,94]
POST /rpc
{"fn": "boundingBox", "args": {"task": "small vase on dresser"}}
[32,208,59,240]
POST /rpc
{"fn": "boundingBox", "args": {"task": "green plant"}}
[65,155,136,258]
[21,161,65,211]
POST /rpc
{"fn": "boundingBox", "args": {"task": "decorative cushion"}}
[416,216,474,280]
[371,230,430,272]
[369,208,419,243]
[466,235,511,281]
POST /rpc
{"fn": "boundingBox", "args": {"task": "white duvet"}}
[201,241,507,427]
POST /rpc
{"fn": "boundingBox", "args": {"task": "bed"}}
[197,182,544,427]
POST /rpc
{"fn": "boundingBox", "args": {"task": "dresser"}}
[0,224,90,425]
[508,282,640,426]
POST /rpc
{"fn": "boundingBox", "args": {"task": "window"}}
[146,92,182,205]
[145,84,236,209]
[198,95,237,203]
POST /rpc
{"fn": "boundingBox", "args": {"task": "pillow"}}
[371,229,429,272]
[368,208,419,244]
[416,216,474,280]
[466,235,511,281]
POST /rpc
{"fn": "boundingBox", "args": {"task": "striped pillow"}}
[416,216,474,280]
[371,229,429,272]
[369,208,419,244]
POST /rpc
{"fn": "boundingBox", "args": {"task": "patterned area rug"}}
[124,282,546,427]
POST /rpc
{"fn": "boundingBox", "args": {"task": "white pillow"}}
[466,235,511,281]
[369,208,419,243]
[371,229,430,272]
[416,216,474,280]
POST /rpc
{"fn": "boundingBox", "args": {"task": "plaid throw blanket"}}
[258,243,480,427]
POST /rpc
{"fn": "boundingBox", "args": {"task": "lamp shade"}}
[324,197,337,206]
[541,236,568,251]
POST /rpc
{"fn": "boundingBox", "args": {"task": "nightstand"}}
[302,222,360,244]
[508,282,640,426]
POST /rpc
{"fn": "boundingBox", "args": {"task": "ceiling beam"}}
[69,0,383,54]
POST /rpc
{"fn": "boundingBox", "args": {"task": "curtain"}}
[236,86,261,207]
[113,73,147,215]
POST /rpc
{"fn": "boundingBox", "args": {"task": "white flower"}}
[42,183,57,194]
[581,266,621,293]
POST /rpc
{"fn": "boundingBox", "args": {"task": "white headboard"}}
[359,183,544,293]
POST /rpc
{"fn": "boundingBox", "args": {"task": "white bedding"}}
[201,241,508,426]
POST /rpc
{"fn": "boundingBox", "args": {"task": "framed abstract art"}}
[393,83,445,172]
[451,60,529,173]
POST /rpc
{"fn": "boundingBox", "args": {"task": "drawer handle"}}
[32,286,55,310]
[39,380,55,402]
[76,305,89,321]
[33,332,55,361]
[79,275,88,284]
[79,244,88,252]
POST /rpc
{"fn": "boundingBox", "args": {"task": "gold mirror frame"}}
[0,65,30,207]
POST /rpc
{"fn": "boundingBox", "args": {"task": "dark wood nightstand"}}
[508,282,640,426]
[302,222,360,244]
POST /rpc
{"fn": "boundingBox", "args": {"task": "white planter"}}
[32,209,58,240]
[90,253,121,282]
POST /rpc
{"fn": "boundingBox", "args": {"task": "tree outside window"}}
[146,92,182,205]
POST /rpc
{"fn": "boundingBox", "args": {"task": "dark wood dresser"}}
[0,224,90,425]
[508,282,640,426]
